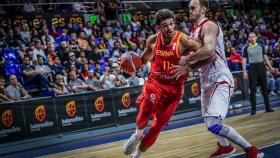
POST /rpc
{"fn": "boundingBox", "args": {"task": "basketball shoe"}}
[123,133,143,155]
[245,146,264,158]
[210,143,236,158]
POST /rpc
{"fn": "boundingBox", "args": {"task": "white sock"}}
[135,129,144,137]
[216,135,230,147]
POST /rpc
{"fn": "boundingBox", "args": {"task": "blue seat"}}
[5,64,24,83]
[4,49,18,64]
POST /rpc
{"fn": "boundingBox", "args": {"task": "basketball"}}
[120,52,143,74]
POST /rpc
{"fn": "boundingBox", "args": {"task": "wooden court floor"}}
[41,107,280,158]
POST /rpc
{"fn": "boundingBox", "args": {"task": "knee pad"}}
[208,124,223,135]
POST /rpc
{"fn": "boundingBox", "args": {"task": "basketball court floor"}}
[2,101,280,158]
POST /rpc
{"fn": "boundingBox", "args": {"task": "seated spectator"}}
[50,56,67,76]
[53,74,71,96]
[85,70,100,91]
[229,47,242,71]
[128,73,140,87]
[64,52,82,73]
[21,56,50,91]
[35,56,53,82]
[23,0,35,13]
[41,27,55,46]
[5,75,31,101]
[68,71,88,93]
[80,64,89,80]
[77,32,89,51]
[32,40,46,60]
[56,29,70,48]
[0,77,11,103]
[100,66,116,89]
[112,63,127,87]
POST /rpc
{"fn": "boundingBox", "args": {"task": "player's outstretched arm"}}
[188,22,218,69]
[141,34,156,65]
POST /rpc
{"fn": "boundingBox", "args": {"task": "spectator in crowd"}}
[80,64,89,80]
[32,40,46,60]
[50,56,67,76]
[100,66,116,89]
[35,56,53,82]
[77,31,89,51]
[229,47,243,71]
[53,74,71,96]
[112,63,127,88]
[0,77,11,103]
[21,56,50,91]
[68,71,88,93]
[83,21,93,38]
[85,70,100,91]
[56,29,70,48]
[64,52,81,73]
[128,73,140,87]
[41,28,55,46]
[5,75,31,101]
[20,24,31,43]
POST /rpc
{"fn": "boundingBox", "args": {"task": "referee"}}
[242,32,275,115]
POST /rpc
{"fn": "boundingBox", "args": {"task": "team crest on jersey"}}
[150,93,156,103]
[172,43,176,51]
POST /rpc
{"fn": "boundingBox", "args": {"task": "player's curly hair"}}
[155,9,175,25]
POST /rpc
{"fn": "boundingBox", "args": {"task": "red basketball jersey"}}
[149,31,186,85]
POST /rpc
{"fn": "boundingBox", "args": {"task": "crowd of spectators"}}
[0,1,279,103]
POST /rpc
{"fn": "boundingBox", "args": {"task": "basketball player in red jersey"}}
[122,9,202,158]
[172,0,264,158]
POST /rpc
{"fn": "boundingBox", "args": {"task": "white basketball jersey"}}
[190,18,234,90]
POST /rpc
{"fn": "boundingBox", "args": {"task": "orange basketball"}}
[120,52,143,74]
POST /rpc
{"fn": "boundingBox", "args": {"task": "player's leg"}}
[123,82,161,155]
[205,83,264,158]
[131,95,179,158]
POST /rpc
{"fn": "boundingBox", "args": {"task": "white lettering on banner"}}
[0,126,21,137]
[118,107,137,117]
[61,116,84,127]
[233,90,242,95]
[30,121,54,132]
[91,112,112,122]
[188,96,201,104]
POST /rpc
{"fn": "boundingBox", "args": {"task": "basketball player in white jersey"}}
[172,0,264,158]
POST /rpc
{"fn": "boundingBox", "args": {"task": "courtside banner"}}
[231,72,244,103]
[0,102,25,144]
[83,91,115,129]
[183,78,202,111]
[22,97,58,139]
[112,86,142,125]
[55,94,88,133]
